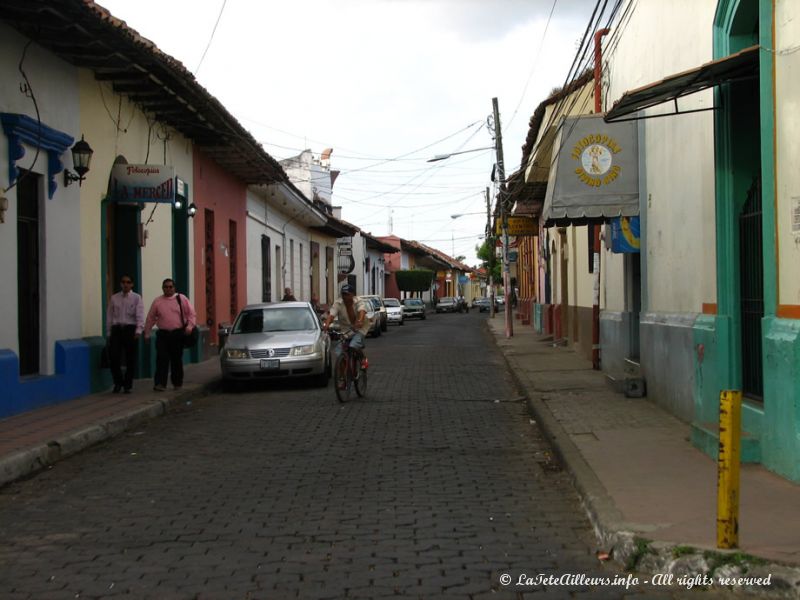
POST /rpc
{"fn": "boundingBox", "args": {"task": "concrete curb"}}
[485,321,800,598]
[0,380,218,489]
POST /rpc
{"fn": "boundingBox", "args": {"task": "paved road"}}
[0,310,733,599]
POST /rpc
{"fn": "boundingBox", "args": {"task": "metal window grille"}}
[739,177,763,400]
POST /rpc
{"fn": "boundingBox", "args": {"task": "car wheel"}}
[313,371,328,387]
[422,314,427,320]
[381,320,387,332]
[400,318,404,326]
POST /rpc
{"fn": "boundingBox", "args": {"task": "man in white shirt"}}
[106,275,144,393]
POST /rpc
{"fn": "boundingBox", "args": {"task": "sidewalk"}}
[0,359,221,488]
[486,316,800,594]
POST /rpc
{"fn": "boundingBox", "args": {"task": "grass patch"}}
[703,550,768,575]
[672,545,696,558]
[625,537,653,571]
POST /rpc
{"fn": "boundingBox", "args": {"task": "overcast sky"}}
[97,0,597,265]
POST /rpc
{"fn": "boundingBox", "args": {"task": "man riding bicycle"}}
[322,284,371,363]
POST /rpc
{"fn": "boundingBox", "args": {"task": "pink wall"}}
[192,150,248,345]
[380,235,403,299]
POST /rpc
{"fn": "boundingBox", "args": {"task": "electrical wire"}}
[3,40,41,195]
[195,0,228,75]
[506,0,559,130]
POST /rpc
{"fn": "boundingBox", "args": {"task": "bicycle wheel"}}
[334,353,351,403]
[354,351,368,397]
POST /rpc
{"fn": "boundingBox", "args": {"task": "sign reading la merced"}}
[110,164,176,203]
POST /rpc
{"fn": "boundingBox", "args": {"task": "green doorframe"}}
[171,180,190,297]
[711,0,776,383]
[693,0,774,461]
[99,196,145,379]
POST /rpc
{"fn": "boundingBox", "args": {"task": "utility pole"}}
[492,97,513,338]
[591,28,610,370]
[486,187,495,319]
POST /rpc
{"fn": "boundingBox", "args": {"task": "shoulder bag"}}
[177,294,199,349]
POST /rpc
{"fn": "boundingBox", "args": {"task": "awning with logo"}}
[541,113,639,225]
[605,45,759,122]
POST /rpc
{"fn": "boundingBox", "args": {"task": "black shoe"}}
[112,385,122,393]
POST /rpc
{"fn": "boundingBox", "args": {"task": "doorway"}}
[626,252,641,361]
[17,170,41,376]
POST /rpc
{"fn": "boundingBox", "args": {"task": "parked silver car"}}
[401,298,426,320]
[435,296,458,313]
[220,302,330,387]
[383,297,404,325]
[361,294,388,331]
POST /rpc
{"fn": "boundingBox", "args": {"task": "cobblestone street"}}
[0,312,734,599]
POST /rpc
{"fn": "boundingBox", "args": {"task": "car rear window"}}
[233,307,317,333]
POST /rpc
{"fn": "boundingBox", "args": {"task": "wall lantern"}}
[187,202,197,218]
[63,135,93,186]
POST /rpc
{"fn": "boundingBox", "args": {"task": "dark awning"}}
[605,45,759,122]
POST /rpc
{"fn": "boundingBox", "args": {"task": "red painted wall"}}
[192,150,247,345]
[379,235,402,299]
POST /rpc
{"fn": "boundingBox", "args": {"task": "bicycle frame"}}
[328,329,366,402]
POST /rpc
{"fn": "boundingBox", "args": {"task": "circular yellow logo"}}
[581,144,612,176]
[572,134,622,187]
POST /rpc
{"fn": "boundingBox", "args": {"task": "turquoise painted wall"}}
[692,0,800,481]
[762,318,800,480]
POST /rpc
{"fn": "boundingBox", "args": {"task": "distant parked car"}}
[360,294,388,332]
[435,296,458,313]
[473,297,492,312]
[364,297,383,337]
[401,298,426,320]
[220,302,330,387]
[383,297,404,326]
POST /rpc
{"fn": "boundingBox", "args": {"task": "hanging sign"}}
[110,164,176,203]
[610,216,641,253]
[495,216,537,236]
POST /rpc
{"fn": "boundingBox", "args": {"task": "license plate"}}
[260,358,279,370]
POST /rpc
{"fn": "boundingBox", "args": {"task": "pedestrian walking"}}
[106,274,144,393]
[310,292,324,317]
[143,278,197,391]
[282,287,296,301]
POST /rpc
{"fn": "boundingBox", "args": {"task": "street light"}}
[427,147,494,163]
[450,212,485,219]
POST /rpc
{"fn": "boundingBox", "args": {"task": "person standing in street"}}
[144,278,197,391]
[282,287,296,301]
[106,274,144,393]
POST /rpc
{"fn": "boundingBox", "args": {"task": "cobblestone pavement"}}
[0,311,735,599]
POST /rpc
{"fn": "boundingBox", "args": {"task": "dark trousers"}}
[109,325,138,389]
[155,329,185,387]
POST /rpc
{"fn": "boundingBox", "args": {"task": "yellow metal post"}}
[717,390,742,549]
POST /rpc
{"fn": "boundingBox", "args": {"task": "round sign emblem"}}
[581,144,613,176]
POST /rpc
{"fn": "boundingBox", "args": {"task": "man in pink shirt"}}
[144,278,197,391]
[106,274,144,393]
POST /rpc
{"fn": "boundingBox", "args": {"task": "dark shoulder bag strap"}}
[176,294,187,329]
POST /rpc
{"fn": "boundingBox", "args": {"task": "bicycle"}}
[327,328,368,403]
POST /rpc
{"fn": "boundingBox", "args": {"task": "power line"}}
[195,0,228,75]
[506,0,559,130]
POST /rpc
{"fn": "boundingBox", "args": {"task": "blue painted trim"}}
[0,113,74,199]
[0,340,91,419]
